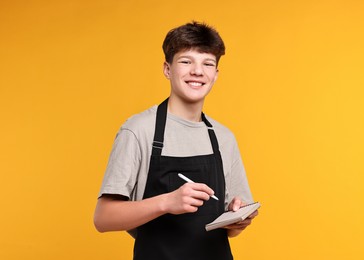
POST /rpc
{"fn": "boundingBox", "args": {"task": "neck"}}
[167,96,204,122]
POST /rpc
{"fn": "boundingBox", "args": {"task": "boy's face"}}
[163,48,218,105]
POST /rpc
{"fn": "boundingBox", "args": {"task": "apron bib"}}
[133,99,233,260]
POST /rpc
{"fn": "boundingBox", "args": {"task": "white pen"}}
[177,173,219,201]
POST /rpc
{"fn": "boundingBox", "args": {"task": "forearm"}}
[94,194,169,232]
[94,182,213,232]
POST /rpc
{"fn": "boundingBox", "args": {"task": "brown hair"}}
[162,21,225,66]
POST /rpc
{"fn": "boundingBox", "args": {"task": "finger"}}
[225,216,253,228]
[233,200,242,211]
[229,197,243,211]
[225,219,252,229]
[224,223,248,230]
[183,195,206,206]
[248,210,259,218]
[179,196,203,211]
[179,186,210,204]
[190,189,211,201]
[181,203,199,213]
[188,183,215,197]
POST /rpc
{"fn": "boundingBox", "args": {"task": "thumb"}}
[229,197,243,211]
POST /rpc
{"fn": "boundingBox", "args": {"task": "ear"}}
[163,61,171,79]
[213,69,219,83]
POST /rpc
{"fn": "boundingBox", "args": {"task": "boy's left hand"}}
[224,197,258,237]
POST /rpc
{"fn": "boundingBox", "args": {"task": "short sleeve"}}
[228,139,254,204]
[98,128,141,199]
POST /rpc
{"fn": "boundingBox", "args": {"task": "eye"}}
[179,60,191,64]
[204,63,216,67]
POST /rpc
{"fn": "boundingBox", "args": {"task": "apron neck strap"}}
[201,113,220,154]
[152,98,220,156]
[152,98,168,156]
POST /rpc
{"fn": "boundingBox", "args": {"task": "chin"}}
[181,95,207,104]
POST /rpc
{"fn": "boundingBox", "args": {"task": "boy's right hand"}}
[162,183,214,215]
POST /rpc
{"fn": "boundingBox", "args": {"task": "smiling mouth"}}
[186,81,204,87]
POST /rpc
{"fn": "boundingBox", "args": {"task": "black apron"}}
[133,99,233,260]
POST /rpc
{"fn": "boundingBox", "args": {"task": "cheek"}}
[209,73,218,84]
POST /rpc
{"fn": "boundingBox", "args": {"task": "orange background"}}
[1,0,363,259]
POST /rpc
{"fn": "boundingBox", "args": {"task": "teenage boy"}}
[94,21,258,260]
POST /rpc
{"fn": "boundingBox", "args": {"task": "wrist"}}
[157,193,170,215]
[227,228,243,238]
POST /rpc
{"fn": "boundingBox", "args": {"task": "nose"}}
[191,63,203,76]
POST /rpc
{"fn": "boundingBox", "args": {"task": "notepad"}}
[205,202,260,231]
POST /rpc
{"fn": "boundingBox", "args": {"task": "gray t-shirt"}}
[99,105,253,209]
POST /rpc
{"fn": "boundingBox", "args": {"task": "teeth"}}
[188,82,203,87]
